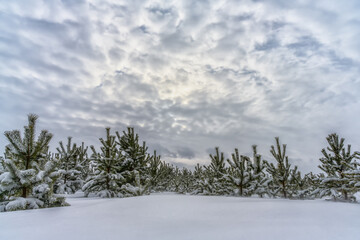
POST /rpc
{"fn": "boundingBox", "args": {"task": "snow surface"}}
[0,193,360,240]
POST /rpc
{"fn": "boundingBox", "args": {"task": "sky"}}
[1,0,360,173]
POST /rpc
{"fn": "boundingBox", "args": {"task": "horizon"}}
[1,113,358,174]
[1,0,360,173]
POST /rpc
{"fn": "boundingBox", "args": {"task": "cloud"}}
[1,0,360,173]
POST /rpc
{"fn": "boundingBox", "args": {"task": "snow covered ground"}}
[0,193,359,240]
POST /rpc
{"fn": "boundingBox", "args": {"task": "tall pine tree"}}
[226,148,253,196]
[201,147,231,195]
[54,137,83,194]
[116,127,151,195]
[265,137,298,198]
[0,114,66,211]
[82,128,124,198]
[249,145,268,197]
[318,133,359,201]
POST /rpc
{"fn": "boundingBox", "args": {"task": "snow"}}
[4,197,43,212]
[0,193,360,240]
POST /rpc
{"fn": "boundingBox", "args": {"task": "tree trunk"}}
[23,154,30,198]
[106,166,110,190]
[282,181,287,198]
[343,190,348,201]
[22,187,27,198]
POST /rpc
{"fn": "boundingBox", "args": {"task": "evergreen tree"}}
[226,148,253,196]
[287,168,314,199]
[178,167,194,194]
[345,169,360,196]
[116,127,152,196]
[171,166,183,193]
[157,162,177,192]
[249,145,268,197]
[0,114,66,211]
[77,142,89,183]
[309,173,325,198]
[82,128,124,198]
[201,147,231,195]
[121,170,149,197]
[54,137,83,194]
[192,163,204,194]
[148,150,162,192]
[265,137,298,198]
[116,128,150,173]
[318,133,360,201]
[147,151,174,192]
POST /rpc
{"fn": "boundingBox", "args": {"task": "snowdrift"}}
[0,193,359,240]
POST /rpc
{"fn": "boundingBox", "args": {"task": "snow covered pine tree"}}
[226,148,253,196]
[249,145,268,197]
[200,147,231,195]
[116,127,151,197]
[82,128,124,198]
[318,133,360,201]
[265,137,299,198]
[0,114,67,211]
[54,137,84,194]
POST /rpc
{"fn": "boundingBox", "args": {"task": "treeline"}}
[0,114,360,212]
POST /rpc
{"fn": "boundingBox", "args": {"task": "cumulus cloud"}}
[1,0,360,173]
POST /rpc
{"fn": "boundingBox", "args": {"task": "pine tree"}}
[249,145,268,197]
[116,127,151,196]
[226,148,253,196]
[148,151,173,192]
[265,137,298,198]
[287,168,314,199]
[0,114,66,211]
[121,170,149,197]
[192,163,204,195]
[82,128,124,198]
[318,133,360,201]
[202,147,231,195]
[345,169,360,196]
[54,137,83,194]
[171,166,183,193]
[157,162,177,192]
[116,128,150,173]
[148,150,161,192]
[77,142,89,183]
[178,167,194,194]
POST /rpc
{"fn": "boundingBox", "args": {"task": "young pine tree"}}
[157,162,177,192]
[265,137,299,198]
[202,147,231,195]
[226,148,253,196]
[318,133,360,201]
[178,167,195,194]
[148,150,162,192]
[192,163,204,195]
[82,128,124,198]
[0,114,66,211]
[249,145,268,197]
[287,168,312,199]
[147,151,174,192]
[116,127,152,196]
[76,142,89,183]
[121,170,149,197]
[54,137,83,194]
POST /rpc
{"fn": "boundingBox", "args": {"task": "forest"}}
[1,114,360,212]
